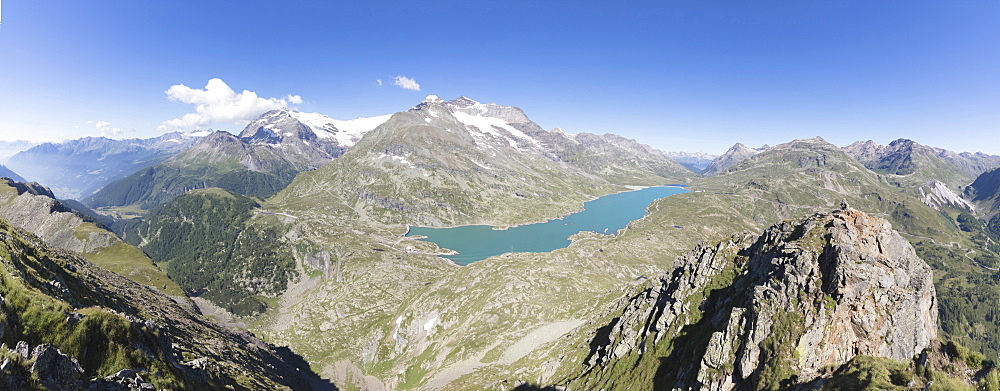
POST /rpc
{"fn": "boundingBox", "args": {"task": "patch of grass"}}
[84,241,185,297]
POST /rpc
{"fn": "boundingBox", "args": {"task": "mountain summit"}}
[239,108,392,165]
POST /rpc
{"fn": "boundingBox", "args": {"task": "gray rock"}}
[29,344,84,391]
[576,209,937,390]
[111,368,137,380]
[14,341,30,359]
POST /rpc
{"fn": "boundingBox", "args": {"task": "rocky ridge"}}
[0,178,185,297]
[0,178,117,254]
[562,208,937,390]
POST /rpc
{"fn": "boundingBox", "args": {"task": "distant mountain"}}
[269,96,694,227]
[965,167,1000,219]
[0,139,39,163]
[84,131,299,210]
[239,108,391,168]
[844,138,1000,188]
[85,109,391,211]
[665,150,717,172]
[702,142,769,175]
[7,132,204,199]
[0,163,26,182]
[966,167,1000,203]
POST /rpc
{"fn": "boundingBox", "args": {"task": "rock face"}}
[920,180,974,212]
[570,209,937,390]
[29,344,84,391]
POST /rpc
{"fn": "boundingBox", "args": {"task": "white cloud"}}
[88,120,124,138]
[393,75,421,91]
[376,79,383,86]
[158,78,302,131]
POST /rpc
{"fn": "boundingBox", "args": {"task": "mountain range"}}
[3,96,1000,390]
[84,109,392,212]
[6,133,205,200]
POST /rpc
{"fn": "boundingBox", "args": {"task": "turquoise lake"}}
[406,186,688,265]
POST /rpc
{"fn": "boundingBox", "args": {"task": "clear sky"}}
[1,1,998,155]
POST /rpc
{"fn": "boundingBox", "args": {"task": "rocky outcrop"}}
[29,344,85,390]
[571,208,937,390]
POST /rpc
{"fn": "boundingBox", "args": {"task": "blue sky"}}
[1,1,998,155]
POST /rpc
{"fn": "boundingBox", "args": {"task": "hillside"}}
[121,188,297,316]
[28,99,1000,390]
[248,136,987,389]
[0,217,321,390]
[7,132,203,200]
[0,178,184,298]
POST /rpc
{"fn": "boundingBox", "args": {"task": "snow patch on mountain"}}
[286,111,392,148]
[452,111,540,150]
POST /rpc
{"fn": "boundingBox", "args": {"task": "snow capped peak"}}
[244,109,391,148]
[454,96,479,104]
[423,95,443,103]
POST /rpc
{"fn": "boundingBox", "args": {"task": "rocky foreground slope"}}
[0,218,320,390]
[546,208,937,390]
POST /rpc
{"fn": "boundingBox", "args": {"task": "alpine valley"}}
[3,96,1000,391]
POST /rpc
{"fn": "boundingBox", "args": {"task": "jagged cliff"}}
[561,208,937,390]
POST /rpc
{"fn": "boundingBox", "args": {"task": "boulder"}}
[29,344,84,391]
